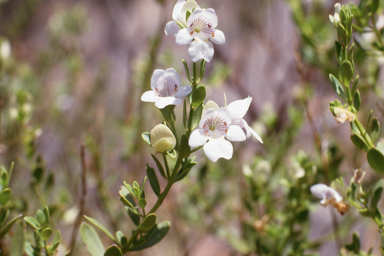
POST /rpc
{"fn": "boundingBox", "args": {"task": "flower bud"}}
[150,124,176,152]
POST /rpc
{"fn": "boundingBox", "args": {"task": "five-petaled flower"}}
[165,0,225,62]
[310,184,349,215]
[189,107,246,162]
[141,68,192,109]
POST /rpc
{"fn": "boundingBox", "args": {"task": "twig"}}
[67,143,87,256]
[294,47,343,249]
[0,97,3,145]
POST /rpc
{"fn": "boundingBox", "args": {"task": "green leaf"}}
[138,213,157,233]
[351,75,359,94]
[36,210,47,227]
[141,132,151,145]
[10,222,24,256]
[167,149,177,159]
[151,154,167,179]
[104,245,122,256]
[146,165,161,197]
[370,118,380,142]
[48,231,61,255]
[350,133,370,152]
[0,215,23,238]
[191,86,206,109]
[345,232,360,253]
[335,41,343,63]
[139,198,146,209]
[367,148,384,174]
[357,207,371,217]
[371,0,379,12]
[0,170,8,190]
[199,59,206,80]
[84,216,118,244]
[339,60,354,86]
[191,104,203,130]
[140,176,147,199]
[353,90,360,112]
[80,223,105,256]
[40,227,52,240]
[127,207,140,227]
[178,134,190,159]
[370,179,384,214]
[24,216,41,230]
[176,161,197,181]
[129,221,171,251]
[182,59,191,82]
[329,74,346,100]
[183,99,187,129]
[116,231,128,247]
[0,188,11,205]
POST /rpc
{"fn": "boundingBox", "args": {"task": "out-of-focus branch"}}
[67,143,87,256]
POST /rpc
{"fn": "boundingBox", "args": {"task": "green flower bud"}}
[150,124,176,152]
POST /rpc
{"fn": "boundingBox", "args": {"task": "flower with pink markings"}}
[141,68,192,109]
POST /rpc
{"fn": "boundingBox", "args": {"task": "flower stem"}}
[354,118,374,148]
[162,153,170,179]
[192,62,197,90]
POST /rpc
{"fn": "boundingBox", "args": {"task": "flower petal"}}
[151,69,165,90]
[203,139,233,162]
[242,120,263,143]
[176,28,193,45]
[210,29,225,45]
[189,129,208,147]
[174,85,192,98]
[141,91,159,102]
[188,9,218,28]
[227,97,252,118]
[188,38,214,62]
[202,100,219,116]
[199,108,232,128]
[155,97,183,109]
[226,125,246,142]
[172,0,186,21]
[165,21,181,36]
[178,0,200,24]
[164,68,181,87]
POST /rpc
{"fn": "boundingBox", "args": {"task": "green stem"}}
[354,119,374,148]
[345,84,353,105]
[192,62,197,90]
[162,153,170,179]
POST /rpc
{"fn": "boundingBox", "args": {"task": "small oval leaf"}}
[138,213,157,233]
[367,147,384,174]
[80,223,105,256]
[104,245,122,256]
[0,188,11,205]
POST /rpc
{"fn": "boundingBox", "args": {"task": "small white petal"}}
[176,28,193,45]
[155,97,182,109]
[151,69,165,90]
[202,100,219,116]
[172,0,186,21]
[199,108,231,128]
[334,3,341,14]
[210,29,225,45]
[141,91,159,102]
[189,129,208,147]
[227,97,252,119]
[188,39,214,62]
[174,86,192,98]
[226,125,246,142]
[178,0,200,24]
[165,21,181,36]
[248,125,263,143]
[310,184,343,203]
[164,68,181,87]
[203,139,233,162]
[189,9,218,28]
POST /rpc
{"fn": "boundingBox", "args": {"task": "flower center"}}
[155,77,178,97]
[189,15,214,39]
[202,114,228,139]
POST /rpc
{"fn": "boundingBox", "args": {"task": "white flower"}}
[165,0,200,36]
[310,184,342,206]
[329,3,341,26]
[310,183,349,215]
[141,68,192,109]
[176,8,225,62]
[189,108,246,162]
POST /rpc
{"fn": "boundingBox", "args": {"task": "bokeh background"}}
[1,0,383,255]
